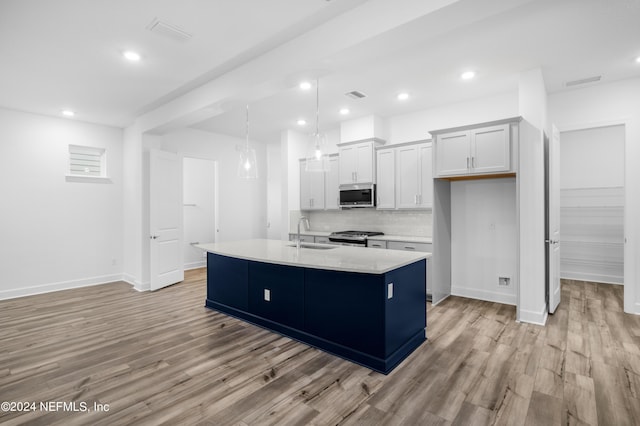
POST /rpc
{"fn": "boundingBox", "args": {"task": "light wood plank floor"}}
[1,271,639,425]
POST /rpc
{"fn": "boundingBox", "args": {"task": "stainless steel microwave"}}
[339,184,376,208]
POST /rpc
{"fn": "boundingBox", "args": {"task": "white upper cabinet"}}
[396,145,420,208]
[338,139,382,185]
[434,123,512,177]
[396,142,433,209]
[325,155,340,210]
[376,141,433,210]
[376,148,395,209]
[299,159,325,210]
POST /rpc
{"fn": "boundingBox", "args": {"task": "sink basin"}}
[287,243,337,250]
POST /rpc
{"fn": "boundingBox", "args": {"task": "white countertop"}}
[196,239,429,274]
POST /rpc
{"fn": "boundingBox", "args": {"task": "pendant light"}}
[237,104,258,179]
[305,78,330,172]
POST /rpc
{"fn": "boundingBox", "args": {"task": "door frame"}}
[555,118,629,311]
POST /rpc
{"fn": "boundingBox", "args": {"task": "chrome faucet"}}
[297,216,310,249]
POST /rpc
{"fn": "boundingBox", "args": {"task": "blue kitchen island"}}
[196,239,428,374]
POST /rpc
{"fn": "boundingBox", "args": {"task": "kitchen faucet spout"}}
[297,216,310,249]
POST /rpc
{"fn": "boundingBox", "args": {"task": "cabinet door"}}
[300,160,325,210]
[325,156,340,210]
[396,145,420,209]
[470,124,510,174]
[339,145,356,184]
[435,130,470,177]
[376,149,395,209]
[417,143,433,208]
[207,253,248,310]
[248,262,304,329]
[354,142,374,183]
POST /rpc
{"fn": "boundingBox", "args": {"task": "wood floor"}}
[1,271,639,425]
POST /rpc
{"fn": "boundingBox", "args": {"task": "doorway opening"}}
[559,125,625,286]
[183,157,217,271]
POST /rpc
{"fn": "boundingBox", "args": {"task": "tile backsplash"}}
[289,209,432,237]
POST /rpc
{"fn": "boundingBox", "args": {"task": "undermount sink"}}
[287,243,337,250]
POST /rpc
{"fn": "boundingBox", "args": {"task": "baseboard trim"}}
[184,260,206,271]
[0,274,123,301]
[451,285,516,306]
[560,272,623,285]
[518,306,548,325]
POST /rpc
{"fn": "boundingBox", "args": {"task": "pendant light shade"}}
[305,78,331,172]
[238,104,258,179]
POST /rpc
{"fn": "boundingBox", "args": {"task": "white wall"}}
[160,127,267,243]
[549,77,640,315]
[450,178,518,305]
[387,91,519,144]
[0,108,123,299]
[183,157,216,269]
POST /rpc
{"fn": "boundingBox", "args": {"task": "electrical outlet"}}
[387,283,394,299]
[499,277,510,286]
[264,289,271,302]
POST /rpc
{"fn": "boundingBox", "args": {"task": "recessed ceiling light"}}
[61,110,75,117]
[123,50,141,61]
[297,119,307,126]
[397,92,410,101]
[636,56,640,64]
[339,108,350,115]
[299,81,312,90]
[461,70,476,80]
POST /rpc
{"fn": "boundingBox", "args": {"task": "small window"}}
[68,145,107,178]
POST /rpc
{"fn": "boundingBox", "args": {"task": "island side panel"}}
[384,259,427,359]
[248,261,305,329]
[304,269,385,358]
[207,253,249,311]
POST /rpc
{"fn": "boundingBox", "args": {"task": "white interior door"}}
[150,149,184,291]
[547,125,561,313]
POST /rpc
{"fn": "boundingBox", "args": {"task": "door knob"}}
[150,235,159,239]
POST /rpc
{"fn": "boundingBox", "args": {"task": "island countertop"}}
[196,239,429,274]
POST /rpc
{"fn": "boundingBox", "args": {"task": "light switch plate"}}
[264,289,271,301]
[387,283,393,299]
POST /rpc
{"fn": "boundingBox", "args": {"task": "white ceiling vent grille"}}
[345,90,367,100]
[147,18,193,42]
[565,75,602,87]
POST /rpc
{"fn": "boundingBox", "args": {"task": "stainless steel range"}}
[328,230,384,246]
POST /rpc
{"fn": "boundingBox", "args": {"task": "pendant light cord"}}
[245,104,250,150]
[315,78,320,138]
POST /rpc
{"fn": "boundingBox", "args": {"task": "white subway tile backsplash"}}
[290,209,432,238]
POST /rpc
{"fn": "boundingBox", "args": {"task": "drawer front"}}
[367,239,387,249]
[387,241,432,252]
[315,236,330,244]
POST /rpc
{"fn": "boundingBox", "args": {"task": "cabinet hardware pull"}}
[404,246,415,250]
[472,157,475,168]
[467,157,470,168]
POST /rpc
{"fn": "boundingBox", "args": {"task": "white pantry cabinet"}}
[338,139,384,185]
[434,123,511,177]
[299,159,325,210]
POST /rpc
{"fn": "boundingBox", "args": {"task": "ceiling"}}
[1,0,639,141]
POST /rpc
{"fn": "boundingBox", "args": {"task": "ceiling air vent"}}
[146,18,193,42]
[565,75,601,87]
[345,90,367,100]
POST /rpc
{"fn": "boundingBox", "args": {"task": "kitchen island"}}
[196,239,429,374]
